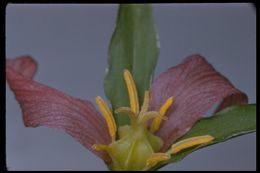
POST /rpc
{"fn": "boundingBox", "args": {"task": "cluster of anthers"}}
[92,69,214,170]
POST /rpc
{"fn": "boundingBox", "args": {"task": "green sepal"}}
[149,104,256,170]
[104,4,160,126]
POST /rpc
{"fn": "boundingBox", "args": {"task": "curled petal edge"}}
[6,56,112,162]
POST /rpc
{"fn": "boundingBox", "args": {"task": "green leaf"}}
[150,104,256,170]
[104,4,160,126]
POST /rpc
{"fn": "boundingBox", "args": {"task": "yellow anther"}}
[146,153,170,167]
[150,118,162,133]
[123,69,139,115]
[140,90,150,115]
[95,96,117,141]
[92,144,109,151]
[171,135,214,155]
[159,96,174,116]
[150,97,174,133]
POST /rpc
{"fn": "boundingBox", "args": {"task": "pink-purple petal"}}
[6,55,38,79]
[6,56,111,162]
[149,54,248,151]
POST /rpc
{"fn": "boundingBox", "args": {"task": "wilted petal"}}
[149,54,248,151]
[6,56,111,162]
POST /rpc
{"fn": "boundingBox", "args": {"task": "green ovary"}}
[94,70,214,170]
[94,70,171,170]
[107,125,163,170]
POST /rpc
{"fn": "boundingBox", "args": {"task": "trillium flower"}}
[6,54,247,170]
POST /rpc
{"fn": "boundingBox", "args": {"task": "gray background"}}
[6,4,256,171]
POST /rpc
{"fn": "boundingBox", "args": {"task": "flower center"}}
[92,69,214,170]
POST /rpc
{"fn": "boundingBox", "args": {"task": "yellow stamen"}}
[150,97,174,133]
[171,135,214,154]
[123,69,139,114]
[159,97,174,116]
[146,153,170,167]
[92,144,109,151]
[140,90,150,114]
[95,96,117,141]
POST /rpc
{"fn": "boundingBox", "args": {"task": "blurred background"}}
[6,3,256,171]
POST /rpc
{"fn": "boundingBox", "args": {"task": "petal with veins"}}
[149,54,248,151]
[6,56,111,162]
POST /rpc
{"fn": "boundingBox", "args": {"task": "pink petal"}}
[6,55,38,79]
[149,54,248,151]
[6,56,111,162]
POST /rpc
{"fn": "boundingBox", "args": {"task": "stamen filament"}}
[150,97,174,133]
[146,153,170,167]
[115,107,136,124]
[138,111,167,125]
[92,144,109,151]
[123,69,139,115]
[170,135,214,154]
[95,96,117,141]
[140,91,150,115]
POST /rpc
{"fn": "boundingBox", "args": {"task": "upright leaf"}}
[104,4,160,126]
[150,104,256,170]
